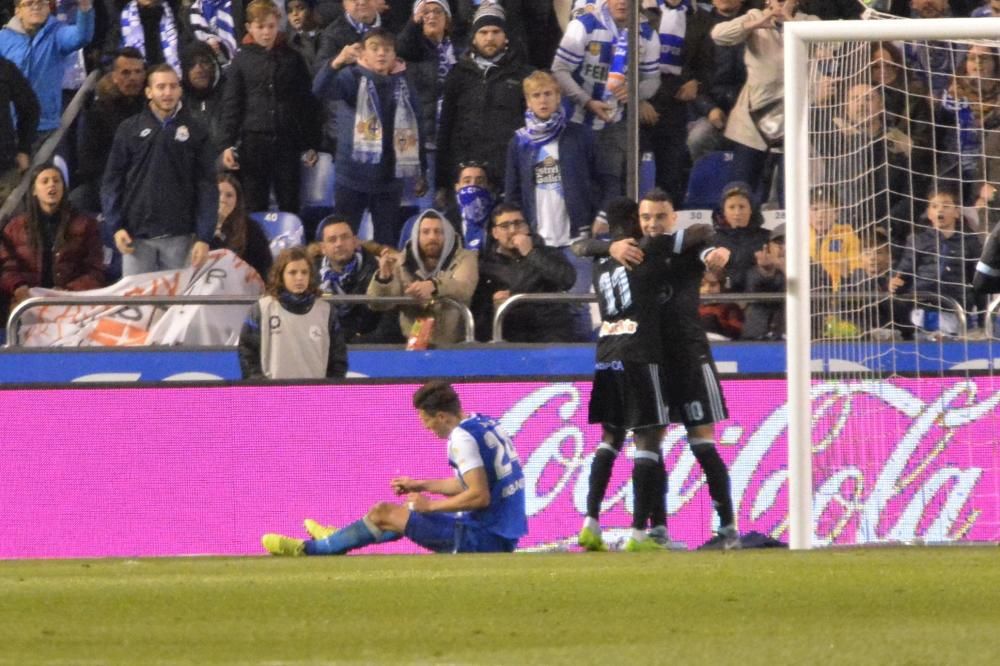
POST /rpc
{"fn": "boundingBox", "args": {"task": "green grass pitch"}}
[2,547,998,665]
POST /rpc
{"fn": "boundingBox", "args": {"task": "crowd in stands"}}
[2,0,1000,349]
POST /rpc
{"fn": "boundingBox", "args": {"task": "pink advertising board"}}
[2,377,998,558]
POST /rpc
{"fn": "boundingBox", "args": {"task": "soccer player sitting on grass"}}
[262,380,528,556]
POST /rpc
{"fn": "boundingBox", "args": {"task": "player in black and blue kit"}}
[262,381,527,556]
[576,195,719,552]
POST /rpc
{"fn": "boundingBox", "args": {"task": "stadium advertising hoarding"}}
[2,377,997,559]
[2,341,999,383]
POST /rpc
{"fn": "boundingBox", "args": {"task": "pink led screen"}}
[2,377,998,558]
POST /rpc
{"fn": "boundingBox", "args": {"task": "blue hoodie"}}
[0,11,95,132]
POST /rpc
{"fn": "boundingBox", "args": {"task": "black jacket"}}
[0,55,38,171]
[313,246,383,342]
[314,14,366,70]
[437,49,533,189]
[686,7,746,117]
[219,40,320,152]
[712,211,770,293]
[472,233,576,342]
[101,104,217,242]
[181,40,227,154]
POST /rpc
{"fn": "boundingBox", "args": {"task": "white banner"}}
[20,250,264,347]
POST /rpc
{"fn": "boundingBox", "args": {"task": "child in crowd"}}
[313,27,426,247]
[742,223,786,340]
[891,185,982,336]
[285,0,320,74]
[220,0,320,214]
[698,268,744,340]
[809,186,863,292]
[238,246,347,379]
[712,182,770,293]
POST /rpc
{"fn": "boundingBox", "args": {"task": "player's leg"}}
[687,423,739,548]
[625,425,668,552]
[579,424,625,551]
[262,502,407,556]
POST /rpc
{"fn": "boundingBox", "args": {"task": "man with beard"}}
[436,3,533,194]
[446,161,495,251]
[72,48,145,214]
[367,209,478,346]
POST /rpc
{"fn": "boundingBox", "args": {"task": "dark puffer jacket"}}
[712,209,770,293]
[0,211,105,298]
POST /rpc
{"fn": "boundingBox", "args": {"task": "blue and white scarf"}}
[352,75,421,178]
[319,251,362,295]
[346,11,380,37]
[189,0,238,63]
[516,108,567,149]
[121,0,181,75]
[435,38,456,85]
[658,0,687,76]
[457,186,494,250]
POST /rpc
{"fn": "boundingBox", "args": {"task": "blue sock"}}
[304,518,401,555]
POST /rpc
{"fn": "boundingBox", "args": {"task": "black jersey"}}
[658,224,717,352]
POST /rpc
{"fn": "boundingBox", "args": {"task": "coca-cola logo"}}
[493,379,999,548]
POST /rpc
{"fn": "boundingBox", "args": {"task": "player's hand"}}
[377,248,398,279]
[704,246,731,271]
[610,238,644,269]
[405,279,435,303]
[406,492,432,513]
[493,289,511,306]
[114,229,135,255]
[391,476,418,495]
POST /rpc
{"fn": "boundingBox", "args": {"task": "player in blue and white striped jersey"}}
[552,0,662,132]
[262,381,528,556]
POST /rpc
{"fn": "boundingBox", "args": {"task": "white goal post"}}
[783,17,1000,550]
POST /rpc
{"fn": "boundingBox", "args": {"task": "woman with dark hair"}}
[212,171,274,279]
[0,163,104,311]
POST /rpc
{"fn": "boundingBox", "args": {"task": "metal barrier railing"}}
[813,289,968,338]
[4,294,475,347]
[491,292,786,343]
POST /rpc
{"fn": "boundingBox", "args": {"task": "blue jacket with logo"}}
[0,12,94,132]
[101,104,217,243]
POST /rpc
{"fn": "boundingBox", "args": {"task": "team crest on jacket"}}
[175,126,190,142]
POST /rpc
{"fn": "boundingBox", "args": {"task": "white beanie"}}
[413,0,452,19]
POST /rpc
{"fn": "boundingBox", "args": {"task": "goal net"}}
[784,11,1000,549]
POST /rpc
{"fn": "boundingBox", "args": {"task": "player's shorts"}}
[588,360,669,430]
[659,347,728,427]
[404,512,518,553]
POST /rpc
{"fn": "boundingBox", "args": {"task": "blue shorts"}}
[404,513,518,553]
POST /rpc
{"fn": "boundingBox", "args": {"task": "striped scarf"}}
[658,0,687,76]
[352,74,421,178]
[189,0,238,63]
[516,108,566,149]
[346,11,381,36]
[121,0,181,75]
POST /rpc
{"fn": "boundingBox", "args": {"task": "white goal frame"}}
[783,17,1000,550]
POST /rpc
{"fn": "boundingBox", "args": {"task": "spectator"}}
[102,64,217,275]
[742,221,785,340]
[0,0,94,141]
[111,0,185,73]
[937,44,1000,205]
[311,214,385,342]
[552,0,660,204]
[711,0,818,206]
[505,69,600,330]
[840,227,913,339]
[472,202,577,342]
[446,161,495,251]
[809,186,862,293]
[238,245,348,379]
[972,0,1000,17]
[684,0,747,163]
[220,0,321,215]
[314,28,425,246]
[699,268,744,340]
[285,0,321,73]
[436,2,532,192]
[396,0,457,152]
[314,0,380,72]
[0,54,38,203]
[891,184,982,334]
[712,181,769,293]
[904,0,963,97]
[180,40,226,154]
[367,209,477,346]
[0,163,104,313]
[213,172,273,279]
[71,47,144,214]
[188,0,241,67]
